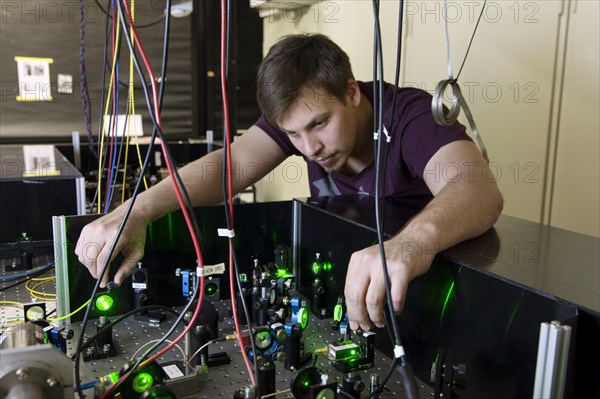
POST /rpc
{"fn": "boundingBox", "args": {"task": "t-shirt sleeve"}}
[253,114,301,157]
[395,89,472,179]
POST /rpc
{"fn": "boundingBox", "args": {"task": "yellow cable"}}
[0,301,24,307]
[30,275,55,282]
[122,0,134,203]
[30,293,52,301]
[122,0,149,203]
[47,299,91,322]
[25,278,56,299]
[97,12,122,213]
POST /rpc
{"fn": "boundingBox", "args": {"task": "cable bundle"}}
[74,1,258,397]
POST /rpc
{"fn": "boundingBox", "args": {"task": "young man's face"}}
[276,83,365,174]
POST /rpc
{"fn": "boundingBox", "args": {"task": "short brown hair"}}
[256,34,354,125]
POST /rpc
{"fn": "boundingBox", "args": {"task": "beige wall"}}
[254,1,599,237]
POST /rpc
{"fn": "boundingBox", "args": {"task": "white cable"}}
[432,0,489,163]
[184,341,212,367]
[130,339,187,364]
[443,0,454,79]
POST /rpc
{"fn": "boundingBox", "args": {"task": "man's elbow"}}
[487,186,504,226]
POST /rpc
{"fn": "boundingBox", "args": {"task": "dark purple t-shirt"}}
[254,82,471,199]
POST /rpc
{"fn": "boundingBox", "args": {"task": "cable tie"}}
[203,263,226,276]
[394,345,405,359]
[382,126,391,143]
[217,228,235,238]
[373,132,379,140]
[196,267,204,277]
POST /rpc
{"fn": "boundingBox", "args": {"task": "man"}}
[76,34,503,331]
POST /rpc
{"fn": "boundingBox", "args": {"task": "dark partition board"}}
[0,0,192,140]
[292,196,598,398]
[57,196,599,397]
[62,201,293,321]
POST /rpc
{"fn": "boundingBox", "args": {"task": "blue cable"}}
[104,45,120,213]
[0,261,55,282]
[73,380,99,392]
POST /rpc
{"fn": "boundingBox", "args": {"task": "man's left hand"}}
[344,238,436,331]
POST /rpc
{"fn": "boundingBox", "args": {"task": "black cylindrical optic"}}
[257,362,276,398]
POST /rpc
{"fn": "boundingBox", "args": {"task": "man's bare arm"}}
[345,140,503,330]
[75,126,288,287]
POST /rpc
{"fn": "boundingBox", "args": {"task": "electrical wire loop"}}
[432,79,489,164]
[431,79,461,126]
[433,0,489,164]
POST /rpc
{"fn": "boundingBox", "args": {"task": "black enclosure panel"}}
[1,1,263,143]
[0,0,193,141]
[62,201,293,322]
[0,145,82,243]
[54,196,600,397]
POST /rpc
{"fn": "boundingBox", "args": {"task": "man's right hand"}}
[74,206,148,288]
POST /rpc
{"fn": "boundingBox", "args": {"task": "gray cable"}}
[432,0,489,163]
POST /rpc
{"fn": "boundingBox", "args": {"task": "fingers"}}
[75,222,117,288]
[345,246,411,331]
[345,251,379,331]
[75,235,102,277]
[97,242,116,288]
[115,245,144,286]
[390,273,408,315]
[365,275,386,328]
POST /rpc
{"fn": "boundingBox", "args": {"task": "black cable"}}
[221,0,259,384]
[365,356,399,398]
[372,0,400,343]
[74,1,173,395]
[90,0,113,213]
[93,0,166,29]
[104,46,124,212]
[115,0,204,246]
[0,263,55,293]
[104,100,132,210]
[103,283,199,398]
[338,389,358,399]
[455,0,487,81]
[371,1,419,398]
[74,305,180,358]
[103,54,154,89]
[88,2,208,397]
[380,0,405,217]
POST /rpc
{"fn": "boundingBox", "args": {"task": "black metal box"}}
[0,145,85,243]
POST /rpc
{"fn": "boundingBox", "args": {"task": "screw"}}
[103,344,111,353]
[15,368,29,380]
[46,377,58,388]
[276,329,287,342]
[276,351,287,363]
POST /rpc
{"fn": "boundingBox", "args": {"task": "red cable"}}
[220,0,257,388]
[99,1,205,397]
[104,5,117,210]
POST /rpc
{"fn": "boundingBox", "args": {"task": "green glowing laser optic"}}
[206,283,216,295]
[333,304,343,322]
[132,372,154,393]
[299,308,308,330]
[95,294,114,312]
